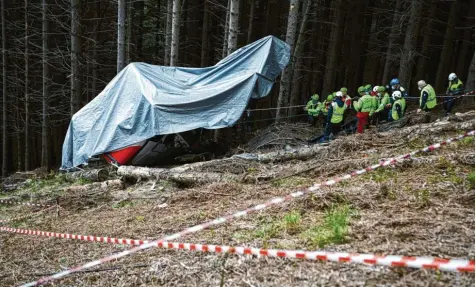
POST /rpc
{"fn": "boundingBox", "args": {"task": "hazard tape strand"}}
[19,130,476,287]
[2,226,473,273]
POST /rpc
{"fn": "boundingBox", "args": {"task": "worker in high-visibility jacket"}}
[374,86,391,121]
[322,91,346,142]
[416,80,436,113]
[388,91,406,121]
[353,88,376,133]
[444,72,464,116]
[364,84,372,95]
[319,94,334,129]
[340,87,352,108]
[304,94,321,125]
[357,86,365,97]
[389,78,408,98]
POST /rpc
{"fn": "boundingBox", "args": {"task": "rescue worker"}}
[416,80,436,113]
[322,91,346,142]
[320,94,334,129]
[304,94,321,125]
[357,86,365,98]
[388,91,406,121]
[369,86,381,124]
[353,87,376,133]
[444,72,464,116]
[389,78,408,99]
[340,87,352,108]
[374,86,391,121]
[364,84,372,95]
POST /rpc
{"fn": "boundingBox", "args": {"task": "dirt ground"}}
[0,119,475,286]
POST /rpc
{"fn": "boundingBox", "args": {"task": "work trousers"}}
[356,112,369,134]
[443,96,458,115]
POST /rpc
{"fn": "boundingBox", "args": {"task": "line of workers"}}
[305,73,465,143]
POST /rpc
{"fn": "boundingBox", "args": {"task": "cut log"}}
[64,169,109,182]
[117,165,238,185]
[64,179,123,193]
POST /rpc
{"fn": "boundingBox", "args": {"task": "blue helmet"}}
[390,78,400,86]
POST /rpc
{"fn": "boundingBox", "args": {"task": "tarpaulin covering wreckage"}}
[61,36,290,169]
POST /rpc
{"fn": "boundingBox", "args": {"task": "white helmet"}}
[448,73,457,81]
[335,91,343,97]
[372,86,379,93]
[417,80,427,91]
[392,90,402,101]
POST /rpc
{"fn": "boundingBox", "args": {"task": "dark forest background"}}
[0,0,474,177]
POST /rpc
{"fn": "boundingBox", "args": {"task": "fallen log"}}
[64,169,109,182]
[117,166,239,185]
[64,179,123,193]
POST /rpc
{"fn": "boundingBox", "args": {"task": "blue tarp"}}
[61,36,290,169]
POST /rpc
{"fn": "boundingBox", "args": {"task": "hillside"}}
[0,112,475,286]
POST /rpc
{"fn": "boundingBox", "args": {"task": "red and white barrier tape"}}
[0,205,57,224]
[20,130,476,287]
[2,226,473,273]
[0,199,53,208]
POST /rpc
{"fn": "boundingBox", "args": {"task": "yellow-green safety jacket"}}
[391,98,406,120]
[375,93,390,113]
[354,94,376,113]
[306,100,321,116]
[420,84,436,110]
[330,102,346,124]
[447,79,464,95]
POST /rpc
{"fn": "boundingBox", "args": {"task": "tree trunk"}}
[91,0,100,99]
[117,165,239,185]
[382,0,403,85]
[222,0,231,58]
[415,2,436,82]
[16,97,22,171]
[65,169,109,182]
[200,0,209,67]
[247,0,255,43]
[164,0,172,65]
[227,0,240,55]
[126,0,132,63]
[156,0,161,60]
[398,0,423,90]
[1,0,7,177]
[275,0,300,122]
[117,0,126,72]
[456,1,474,77]
[71,0,81,116]
[24,0,30,171]
[214,0,234,142]
[321,0,344,97]
[41,0,49,170]
[466,53,475,91]
[348,0,368,94]
[289,0,311,115]
[170,0,181,66]
[435,1,459,93]
[136,0,145,58]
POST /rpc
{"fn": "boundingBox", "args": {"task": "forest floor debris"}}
[0,114,474,286]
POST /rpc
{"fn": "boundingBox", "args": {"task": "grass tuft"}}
[301,204,354,248]
[468,171,475,189]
